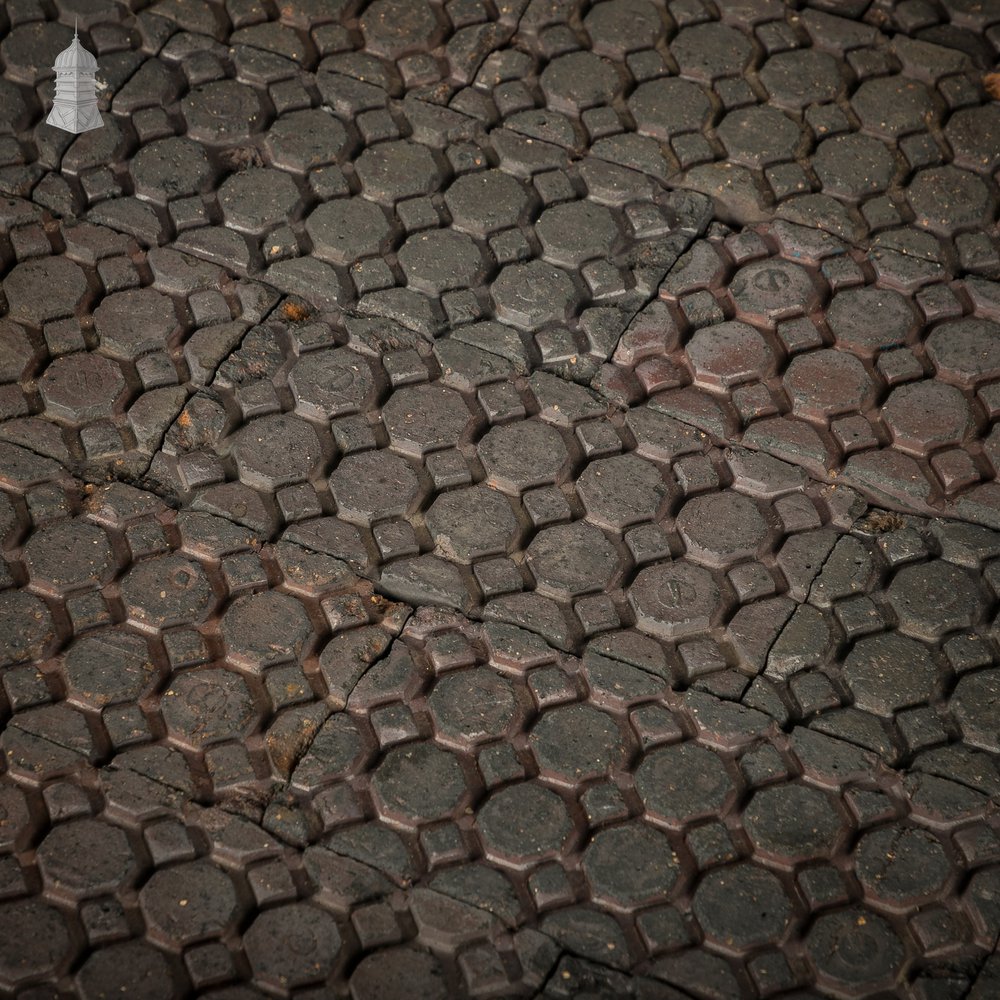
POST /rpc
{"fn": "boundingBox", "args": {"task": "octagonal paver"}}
[130,137,212,203]
[842,631,940,717]
[245,903,342,990]
[584,0,663,57]
[540,50,621,112]
[221,590,313,670]
[350,947,446,1000]
[0,321,33,383]
[635,742,734,823]
[529,703,624,783]
[964,868,1000,945]
[730,259,817,325]
[371,742,467,824]
[477,782,572,865]
[851,76,935,139]
[92,288,178,361]
[445,169,530,235]
[672,22,751,80]
[577,453,668,531]
[37,818,135,897]
[759,49,842,109]
[62,629,156,708]
[582,822,679,907]
[426,486,518,562]
[526,522,619,599]
[382,383,472,456]
[743,784,845,862]
[881,380,972,456]
[0,590,54,667]
[927,318,1000,384]
[3,257,88,327]
[629,77,711,139]
[398,229,483,294]
[161,668,256,748]
[686,320,772,389]
[355,140,441,203]
[139,860,238,945]
[854,824,952,905]
[428,668,518,744]
[330,450,421,524]
[676,492,768,567]
[264,108,351,173]
[813,134,896,200]
[75,941,173,1000]
[950,668,1000,752]
[785,350,874,419]
[121,554,214,629]
[2,20,74,84]
[806,907,904,991]
[231,414,322,491]
[307,197,392,265]
[23,520,115,592]
[289,348,376,419]
[717,106,802,169]
[360,0,441,58]
[479,422,569,494]
[491,261,579,330]
[181,80,264,143]
[887,561,984,640]
[692,863,792,950]
[826,285,914,355]
[0,899,70,988]
[945,103,1000,173]
[907,166,992,235]
[38,354,125,423]
[219,168,301,235]
[629,562,721,639]
[536,201,619,269]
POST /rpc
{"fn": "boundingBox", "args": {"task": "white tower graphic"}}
[46,19,103,134]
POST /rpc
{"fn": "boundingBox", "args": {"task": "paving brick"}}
[692,863,792,950]
[121,554,214,629]
[244,902,342,989]
[629,562,721,639]
[805,907,905,992]
[529,702,625,783]
[950,668,1000,752]
[887,560,985,640]
[93,287,178,360]
[0,898,72,990]
[351,947,447,1000]
[477,782,572,865]
[445,168,529,236]
[854,823,953,905]
[743,783,845,862]
[491,260,579,330]
[371,742,467,825]
[139,859,238,945]
[635,741,734,823]
[221,590,313,670]
[676,491,768,567]
[231,413,322,490]
[428,667,517,744]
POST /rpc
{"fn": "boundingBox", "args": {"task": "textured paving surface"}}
[1,1,1000,998]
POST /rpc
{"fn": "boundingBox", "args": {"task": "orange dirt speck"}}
[281,301,311,322]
